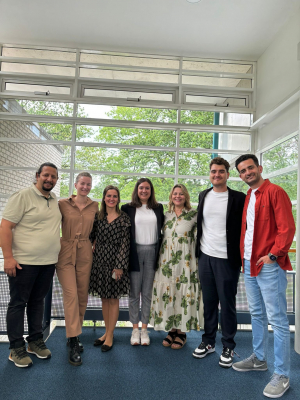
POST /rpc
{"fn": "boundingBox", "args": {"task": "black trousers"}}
[6,264,55,348]
[198,253,240,350]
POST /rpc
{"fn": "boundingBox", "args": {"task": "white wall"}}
[255,8,300,150]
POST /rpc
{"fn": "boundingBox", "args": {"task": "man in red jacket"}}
[232,154,295,399]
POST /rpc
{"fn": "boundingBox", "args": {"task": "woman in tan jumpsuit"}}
[56,172,98,366]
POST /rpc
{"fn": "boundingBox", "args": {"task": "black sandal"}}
[162,330,177,347]
[171,333,187,350]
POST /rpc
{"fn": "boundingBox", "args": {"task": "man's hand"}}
[4,257,22,277]
[256,255,276,266]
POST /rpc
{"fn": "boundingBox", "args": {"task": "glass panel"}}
[270,171,298,202]
[182,75,252,88]
[5,82,70,95]
[79,174,174,202]
[179,152,241,176]
[3,99,74,117]
[80,68,178,84]
[75,147,175,174]
[1,63,75,76]
[0,120,73,141]
[180,110,214,124]
[262,136,298,174]
[180,131,250,150]
[182,61,253,74]
[84,88,172,102]
[227,180,248,193]
[178,178,211,203]
[2,47,76,61]
[220,113,252,126]
[0,142,71,169]
[76,125,176,146]
[78,104,177,122]
[185,94,246,107]
[59,173,71,198]
[80,53,179,69]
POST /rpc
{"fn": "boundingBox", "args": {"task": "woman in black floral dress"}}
[89,185,131,352]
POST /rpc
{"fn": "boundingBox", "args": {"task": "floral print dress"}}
[149,209,203,332]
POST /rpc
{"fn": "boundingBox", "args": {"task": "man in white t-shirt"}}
[193,157,245,368]
[0,162,61,368]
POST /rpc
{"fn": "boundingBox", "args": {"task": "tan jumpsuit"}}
[56,196,98,338]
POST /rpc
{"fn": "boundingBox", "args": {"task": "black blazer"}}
[121,203,164,272]
[195,187,246,269]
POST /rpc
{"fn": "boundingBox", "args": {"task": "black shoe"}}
[67,337,84,352]
[94,338,105,347]
[69,337,82,366]
[101,344,113,352]
[219,347,234,368]
[193,342,215,359]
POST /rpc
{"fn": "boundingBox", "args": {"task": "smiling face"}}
[104,189,119,210]
[75,176,92,197]
[237,159,263,188]
[137,182,151,204]
[209,163,229,189]
[35,166,58,194]
[171,187,186,208]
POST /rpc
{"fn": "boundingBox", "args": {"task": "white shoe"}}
[141,329,150,346]
[130,329,140,346]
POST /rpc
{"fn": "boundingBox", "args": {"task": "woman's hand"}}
[113,269,123,281]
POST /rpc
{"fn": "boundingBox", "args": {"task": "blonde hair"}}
[168,184,191,213]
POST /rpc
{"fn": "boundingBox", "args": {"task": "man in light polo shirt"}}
[0,162,61,368]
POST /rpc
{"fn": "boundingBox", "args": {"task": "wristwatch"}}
[268,253,278,261]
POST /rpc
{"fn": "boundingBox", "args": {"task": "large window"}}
[0,45,254,208]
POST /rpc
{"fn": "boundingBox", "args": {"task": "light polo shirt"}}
[2,184,61,265]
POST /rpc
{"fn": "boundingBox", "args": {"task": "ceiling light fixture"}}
[187,0,202,3]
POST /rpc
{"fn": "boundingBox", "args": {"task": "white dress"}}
[149,209,203,332]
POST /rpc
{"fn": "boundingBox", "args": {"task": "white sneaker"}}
[141,329,150,346]
[130,329,140,346]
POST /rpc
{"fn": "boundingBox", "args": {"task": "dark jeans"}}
[198,253,240,350]
[7,264,55,348]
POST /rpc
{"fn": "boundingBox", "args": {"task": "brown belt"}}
[62,236,90,266]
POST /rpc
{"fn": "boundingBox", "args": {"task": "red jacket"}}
[240,179,295,277]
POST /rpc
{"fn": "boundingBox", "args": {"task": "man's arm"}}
[0,219,22,277]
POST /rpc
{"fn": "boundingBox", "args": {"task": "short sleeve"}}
[2,191,26,224]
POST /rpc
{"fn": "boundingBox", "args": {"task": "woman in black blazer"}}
[121,178,164,346]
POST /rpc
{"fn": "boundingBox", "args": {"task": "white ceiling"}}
[1,0,300,61]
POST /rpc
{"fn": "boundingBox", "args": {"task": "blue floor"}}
[0,328,300,400]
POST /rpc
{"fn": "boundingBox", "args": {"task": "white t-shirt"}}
[244,188,258,260]
[135,204,157,245]
[200,190,228,259]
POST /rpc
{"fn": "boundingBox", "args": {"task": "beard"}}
[42,182,54,192]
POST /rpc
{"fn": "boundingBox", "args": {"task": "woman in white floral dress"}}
[149,184,203,349]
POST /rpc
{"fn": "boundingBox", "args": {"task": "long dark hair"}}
[130,178,159,209]
[98,185,121,220]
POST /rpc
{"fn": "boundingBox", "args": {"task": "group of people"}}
[0,153,295,398]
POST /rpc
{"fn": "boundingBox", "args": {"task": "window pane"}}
[80,53,179,69]
[182,61,253,74]
[185,94,246,107]
[182,75,252,88]
[80,68,178,84]
[76,125,176,146]
[5,82,70,95]
[78,104,177,122]
[180,131,250,150]
[83,88,172,102]
[0,142,71,169]
[227,180,248,193]
[0,120,73,141]
[80,174,174,202]
[262,136,298,174]
[2,47,76,61]
[270,171,297,201]
[1,62,75,76]
[75,147,175,174]
[4,99,74,117]
[180,110,214,124]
